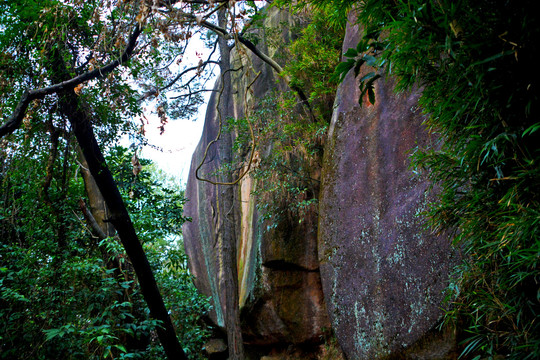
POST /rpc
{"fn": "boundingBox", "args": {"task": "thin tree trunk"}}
[59,91,187,360]
[217,7,245,359]
[77,147,153,353]
[1,21,185,358]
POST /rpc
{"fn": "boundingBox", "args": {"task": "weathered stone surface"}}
[183,5,329,346]
[183,81,225,327]
[203,338,228,360]
[241,264,327,345]
[184,5,457,356]
[317,12,457,359]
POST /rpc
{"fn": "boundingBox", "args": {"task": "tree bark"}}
[58,91,187,360]
[0,14,189,357]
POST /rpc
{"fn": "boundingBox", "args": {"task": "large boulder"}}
[183,6,329,347]
[317,12,458,359]
[184,5,458,357]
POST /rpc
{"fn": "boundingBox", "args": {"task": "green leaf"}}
[363,54,378,67]
[370,41,386,51]
[114,344,127,353]
[523,122,540,136]
[471,50,514,67]
[332,59,356,82]
[343,47,359,58]
[358,73,381,106]
[353,58,366,77]
[368,87,376,105]
[43,328,63,341]
[356,39,369,52]
[359,71,378,83]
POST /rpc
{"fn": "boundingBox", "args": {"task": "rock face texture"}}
[317,12,457,359]
[183,6,329,348]
[183,6,457,359]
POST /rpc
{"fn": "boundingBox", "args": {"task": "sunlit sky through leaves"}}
[125,36,212,187]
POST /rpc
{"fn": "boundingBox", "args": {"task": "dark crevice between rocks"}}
[262,259,319,272]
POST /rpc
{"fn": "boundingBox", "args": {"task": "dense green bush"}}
[0,1,212,357]
[0,142,211,359]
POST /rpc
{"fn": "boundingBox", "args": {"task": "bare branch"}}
[138,60,219,102]
[138,37,219,102]
[42,114,61,208]
[0,24,142,138]
[169,88,217,99]
[78,198,108,240]
[170,9,315,119]
[195,68,261,186]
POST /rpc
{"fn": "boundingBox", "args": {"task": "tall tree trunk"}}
[43,41,186,359]
[58,91,187,360]
[77,147,152,353]
[216,7,245,359]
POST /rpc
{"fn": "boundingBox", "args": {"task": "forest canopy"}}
[0,0,233,358]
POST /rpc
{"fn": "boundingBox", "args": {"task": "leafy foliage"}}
[0,138,210,359]
[228,7,343,227]
[235,90,323,226]
[280,8,344,119]
[332,35,384,106]
[0,1,340,359]
[275,0,354,29]
[106,146,212,358]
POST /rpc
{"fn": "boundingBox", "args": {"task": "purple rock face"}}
[318,14,457,359]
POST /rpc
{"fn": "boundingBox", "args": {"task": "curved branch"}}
[138,60,219,102]
[195,70,260,186]
[42,114,60,208]
[138,38,219,102]
[78,198,108,240]
[169,88,217,100]
[235,36,315,119]
[162,9,284,73]
[173,9,315,120]
[61,88,187,360]
[0,24,142,138]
